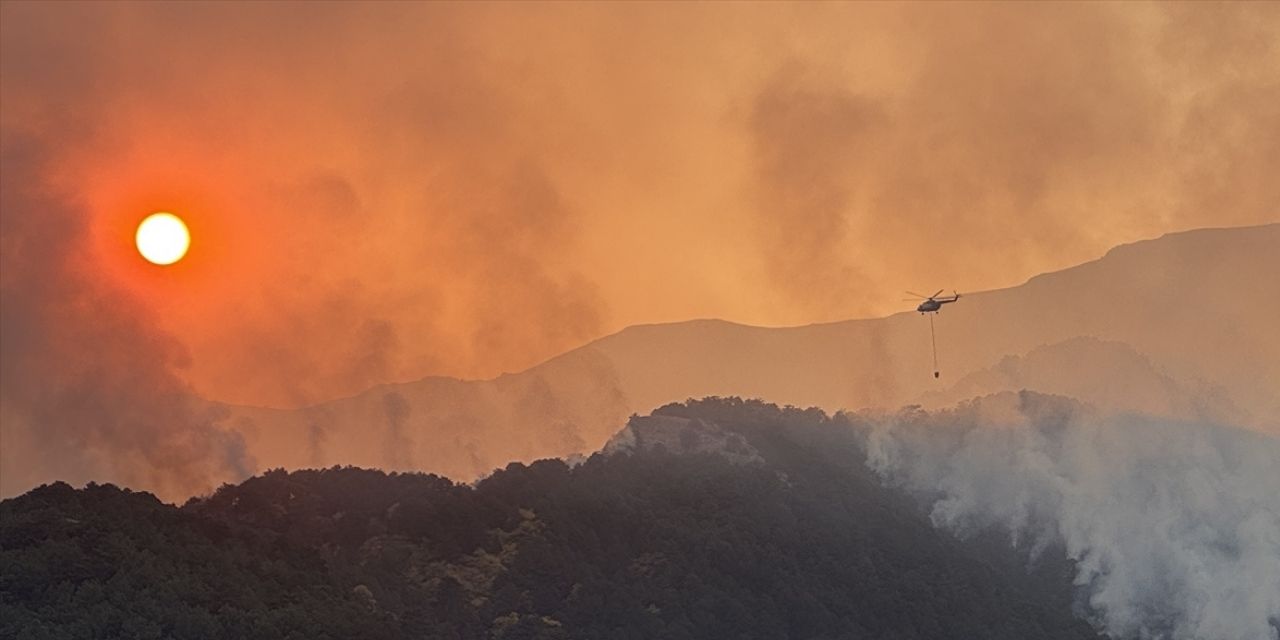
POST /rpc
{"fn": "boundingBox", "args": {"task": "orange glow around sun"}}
[135,212,191,265]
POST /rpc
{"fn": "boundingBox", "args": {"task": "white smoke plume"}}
[863,391,1280,640]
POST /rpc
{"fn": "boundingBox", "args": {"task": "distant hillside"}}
[912,336,1248,423]
[224,224,1279,481]
[1,399,1104,640]
[582,224,1278,421]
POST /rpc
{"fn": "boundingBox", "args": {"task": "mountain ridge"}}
[219,223,1277,483]
[243,223,1276,411]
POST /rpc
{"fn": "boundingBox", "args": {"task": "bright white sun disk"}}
[135,212,190,265]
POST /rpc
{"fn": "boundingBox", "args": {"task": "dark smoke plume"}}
[0,134,254,501]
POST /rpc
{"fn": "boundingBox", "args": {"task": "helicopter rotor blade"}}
[905,291,928,299]
[931,289,944,299]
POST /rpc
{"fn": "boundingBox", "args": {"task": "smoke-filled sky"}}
[2,1,1278,417]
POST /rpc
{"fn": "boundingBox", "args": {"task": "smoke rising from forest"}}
[0,135,253,501]
[864,392,1280,640]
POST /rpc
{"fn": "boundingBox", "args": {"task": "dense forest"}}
[2,398,1105,639]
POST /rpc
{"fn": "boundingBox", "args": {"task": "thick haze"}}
[2,3,1279,497]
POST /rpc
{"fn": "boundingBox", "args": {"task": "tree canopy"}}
[2,398,1104,639]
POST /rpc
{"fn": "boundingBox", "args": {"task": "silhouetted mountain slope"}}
[582,224,1278,421]
[224,224,1279,483]
[2,399,1104,640]
[912,337,1247,423]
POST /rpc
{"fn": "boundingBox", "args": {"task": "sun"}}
[135,212,190,265]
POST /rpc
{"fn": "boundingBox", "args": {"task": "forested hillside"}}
[2,398,1104,640]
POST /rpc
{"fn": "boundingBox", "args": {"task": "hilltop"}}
[2,398,1103,640]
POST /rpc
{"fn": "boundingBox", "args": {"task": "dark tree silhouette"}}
[2,398,1104,640]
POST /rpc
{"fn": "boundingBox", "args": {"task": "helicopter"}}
[905,290,961,314]
[905,289,961,379]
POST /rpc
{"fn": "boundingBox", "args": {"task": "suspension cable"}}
[929,313,940,378]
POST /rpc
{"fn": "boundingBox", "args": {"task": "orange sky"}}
[3,1,1279,415]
